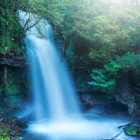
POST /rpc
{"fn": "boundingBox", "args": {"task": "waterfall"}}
[19,11,126,140]
[19,11,80,121]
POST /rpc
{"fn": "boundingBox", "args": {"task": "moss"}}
[0,1,25,55]
[123,125,140,136]
[5,68,28,96]
[0,67,28,110]
[0,68,5,96]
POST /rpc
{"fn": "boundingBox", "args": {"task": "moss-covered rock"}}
[0,66,28,111]
[123,125,140,136]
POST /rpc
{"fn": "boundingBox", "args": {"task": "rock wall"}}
[115,76,137,116]
[115,71,140,116]
[0,54,28,112]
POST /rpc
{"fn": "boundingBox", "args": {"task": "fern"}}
[88,61,122,97]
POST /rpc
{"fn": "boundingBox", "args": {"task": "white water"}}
[19,11,80,121]
[19,11,139,140]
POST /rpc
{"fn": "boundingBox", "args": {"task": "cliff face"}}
[115,71,140,116]
[0,53,28,111]
[0,49,27,67]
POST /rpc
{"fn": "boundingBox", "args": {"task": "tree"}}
[0,0,45,55]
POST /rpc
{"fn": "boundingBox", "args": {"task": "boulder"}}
[123,125,140,136]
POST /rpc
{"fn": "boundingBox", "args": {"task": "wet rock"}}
[80,93,129,115]
[80,93,103,109]
[0,54,28,67]
[86,107,104,115]
[123,125,140,136]
[1,117,30,130]
[55,38,65,55]
[81,94,93,102]
[115,76,138,116]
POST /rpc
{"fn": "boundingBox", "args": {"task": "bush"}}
[88,61,123,98]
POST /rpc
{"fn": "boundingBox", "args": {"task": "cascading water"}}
[19,11,137,140]
[27,23,80,121]
[19,12,80,121]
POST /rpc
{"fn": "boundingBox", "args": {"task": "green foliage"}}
[5,68,28,96]
[0,136,9,140]
[0,0,46,55]
[116,52,140,68]
[0,127,10,140]
[116,52,140,89]
[0,0,25,54]
[0,67,28,97]
[132,69,140,88]
[88,61,123,98]
[1,0,140,60]
[88,52,140,97]
[43,0,139,98]
[42,0,140,64]
[123,125,140,136]
[0,128,10,136]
